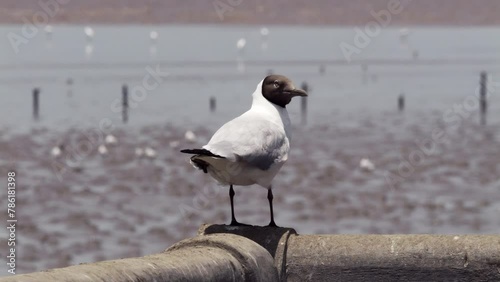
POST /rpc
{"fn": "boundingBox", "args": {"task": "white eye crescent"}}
[273,81,279,88]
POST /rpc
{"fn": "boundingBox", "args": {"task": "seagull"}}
[97,144,108,156]
[184,131,197,143]
[360,158,375,172]
[150,31,159,41]
[144,147,157,159]
[50,145,64,158]
[181,75,307,226]
[105,134,117,145]
[84,26,94,40]
[236,38,246,51]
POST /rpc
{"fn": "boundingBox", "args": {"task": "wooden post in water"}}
[33,88,40,120]
[319,65,326,75]
[66,78,74,97]
[210,96,216,113]
[300,82,308,125]
[398,94,405,112]
[480,71,487,125]
[122,84,129,123]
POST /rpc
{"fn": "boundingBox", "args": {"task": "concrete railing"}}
[2,225,500,281]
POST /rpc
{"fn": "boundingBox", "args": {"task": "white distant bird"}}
[144,147,157,159]
[84,26,95,40]
[181,75,307,226]
[360,158,375,172]
[50,145,64,158]
[150,31,159,41]
[97,144,108,156]
[184,131,197,143]
[44,25,53,39]
[260,27,269,37]
[260,27,269,50]
[105,134,117,145]
[44,25,53,34]
[399,28,410,44]
[236,38,246,51]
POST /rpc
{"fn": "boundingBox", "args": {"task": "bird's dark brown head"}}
[261,75,308,108]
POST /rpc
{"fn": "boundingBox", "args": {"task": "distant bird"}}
[260,27,269,50]
[236,38,246,51]
[144,147,157,159]
[260,27,269,37]
[181,75,308,226]
[97,144,108,156]
[184,131,197,143]
[44,25,53,34]
[360,158,375,172]
[105,134,117,145]
[84,26,95,41]
[50,145,64,158]
[399,28,410,42]
[44,25,53,41]
[150,31,159,41]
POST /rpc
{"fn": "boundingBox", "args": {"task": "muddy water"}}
[0,109,499,274]
[1,25,500,275]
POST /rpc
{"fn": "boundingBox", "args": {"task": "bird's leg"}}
[229,185,239,226]
[267,188,278,227]
[229,185,250,226]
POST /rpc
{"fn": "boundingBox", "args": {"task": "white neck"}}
[250,80,292,137]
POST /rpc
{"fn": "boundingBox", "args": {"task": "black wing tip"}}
[180,148,225,158]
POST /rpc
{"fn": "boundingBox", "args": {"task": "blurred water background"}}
[0,25,500,274]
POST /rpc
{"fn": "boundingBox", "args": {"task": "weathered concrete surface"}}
[285,234,500,282]
[3,226,500,282]
[0,233,278,282]
[200,224,296,281]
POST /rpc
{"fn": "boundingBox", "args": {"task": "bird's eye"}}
[273,81,279,88]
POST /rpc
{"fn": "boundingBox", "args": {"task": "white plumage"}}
[105,134,117,145]
[360,158,375,172]
[198,82,291,188]
[181,75,307,226]
[97,144,108,156]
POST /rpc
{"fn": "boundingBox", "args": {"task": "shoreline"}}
[1,0,500,26]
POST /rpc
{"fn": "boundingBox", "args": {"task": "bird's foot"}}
[229,220,251,226]
[267,220,279,228]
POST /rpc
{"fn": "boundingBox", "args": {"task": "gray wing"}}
[204,116,289,170]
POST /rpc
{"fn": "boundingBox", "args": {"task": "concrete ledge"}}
[199,224,296,281]
[1,233,278,282]
[2,226,499,282]
[285,234,500,282]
